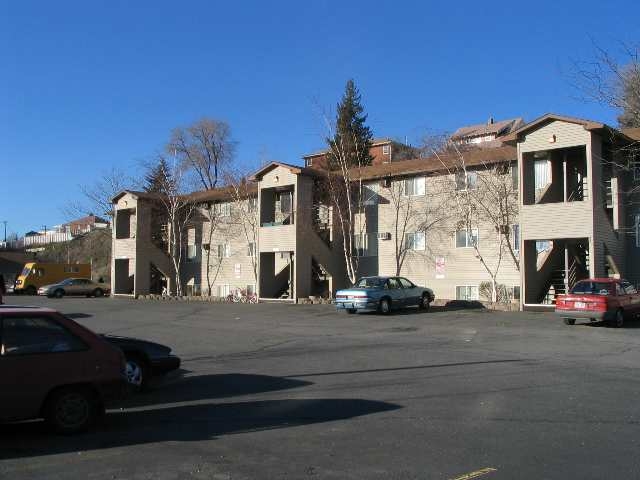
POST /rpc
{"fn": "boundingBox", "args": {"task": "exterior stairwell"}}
[303,226,347,297]
[146,242,174,279]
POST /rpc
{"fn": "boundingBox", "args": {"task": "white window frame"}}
[217,284,230,298]
[246,284,256,296]
[186,244,198,262]
[353,232,378,257]
[363,182,379,205]
[247,242,256,257]
[456,285,479,301]
[534,158,552,190]
[633,163,640,181]
[382,144,391,155]
[405,231,426,251]
[512,224,520,253]
[403,177,426,197]
[455,171,478,191]
[215,202,231,217]
[455,228,479,248]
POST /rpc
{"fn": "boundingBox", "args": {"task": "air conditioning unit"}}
[380,178,391,188]
[377,232,391,241]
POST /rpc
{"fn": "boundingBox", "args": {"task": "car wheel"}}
[54,289,64,299]
[346,308,357,314]
[125,355,149,391]
[44,386,100,434]
[26,285,37,296]
[418,294,431,311]
[610,309,625,328]
[563,318,575,326]
[93,288,104,298]
[379,298,391,315]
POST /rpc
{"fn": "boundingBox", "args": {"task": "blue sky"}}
[1,0,638,236]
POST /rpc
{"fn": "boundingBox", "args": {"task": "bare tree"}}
[225,172,259,284]
[384,175,451,276]
[434,145,519,302]
[149,155,196,297]
[320,117,369,285]
[169,118,236,295]
[571,42,640,128]
[65,167,135,220]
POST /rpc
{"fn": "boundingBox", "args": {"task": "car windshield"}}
[570,282,612,295]
[355,277,386,288]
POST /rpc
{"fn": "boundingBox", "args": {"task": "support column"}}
[563,152,568,202]
[564,242,570,293]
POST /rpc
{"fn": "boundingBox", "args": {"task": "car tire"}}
[418,294,431,311]
[346,308,357,314]
[563,318,575,326]
[610,309,625,328]
[54,289,64,299]
[379,298,391,315]
[125,354,150,391]
[44,386,101,434]
[26,285,37,296]
[93,288,104,298]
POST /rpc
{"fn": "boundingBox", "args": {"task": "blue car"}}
[335,276,435,315]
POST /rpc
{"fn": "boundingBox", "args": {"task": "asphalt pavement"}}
[1,295,640,479]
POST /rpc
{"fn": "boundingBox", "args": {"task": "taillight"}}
[336,294,346,299]
[351,294,368,299]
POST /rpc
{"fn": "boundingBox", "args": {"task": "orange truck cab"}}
[14,263,91,295]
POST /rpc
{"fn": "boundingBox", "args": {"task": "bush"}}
[479,281,510,303]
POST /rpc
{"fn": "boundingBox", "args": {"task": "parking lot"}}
[2,296,640,479]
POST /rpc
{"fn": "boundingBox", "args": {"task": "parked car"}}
[38,277,110,298]
[335,276,435,314]
[15,262,91,295]
[0,306,128,433]
[555,278,640,327]
[101,335,181,390]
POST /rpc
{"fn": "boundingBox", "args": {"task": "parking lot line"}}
[449,467,497,480]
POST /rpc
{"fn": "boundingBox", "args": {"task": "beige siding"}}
[520,120,590,153]
[374,172,520,301]
[261,167,297,188]
[520,202,593,239]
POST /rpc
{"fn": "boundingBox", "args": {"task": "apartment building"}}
[303,138,418,169]
[111,113,640,308]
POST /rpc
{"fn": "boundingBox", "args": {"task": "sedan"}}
[335,276,435,314]
[101,335,181,390]
[38,278,110,298]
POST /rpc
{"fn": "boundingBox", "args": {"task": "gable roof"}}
[350,145,517,182]
[451,117,524,140]
[501,113,609,144]
[249,161,323,181]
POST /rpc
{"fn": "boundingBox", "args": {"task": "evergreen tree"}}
[144,157,171,193]
[326,79,374,169]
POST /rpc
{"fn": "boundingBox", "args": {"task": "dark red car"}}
[0,306,127,433]
[555,278,640,327]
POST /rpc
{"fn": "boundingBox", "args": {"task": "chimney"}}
[487,116,494,125]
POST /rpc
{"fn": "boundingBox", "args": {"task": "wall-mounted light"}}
[548,134,557,143]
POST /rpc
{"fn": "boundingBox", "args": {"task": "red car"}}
[555,278,640,327]
[0,306,128,433]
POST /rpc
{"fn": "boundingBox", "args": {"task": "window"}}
[216,284,230,298]
[382,144,391,155]
[635,214,640,248]
[187,244,197,262]
[455,171,478,191]
[246,284,256,296]
[456,286,479,301]
[511,164,519,191]
[403,177,425,196]
[354,233,378,257]
[63,266,80,273]
[398,278,415,289]
[363,183,378,205]
[512,286,521,301]
[405,232,426,251]
[217,243,231,258]
[1,316,87,356]
[536,240,551,253]
[634,163,640,181]
[455,228,478,248]
[511,224,520,252]
[356,277,386,288]
[534,158,551,190]
[570,281,612,295]
[214,202,231,217]
[279,192,293,213]
[247,242,256,257]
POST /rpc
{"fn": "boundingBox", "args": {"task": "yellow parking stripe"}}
[449,467,497,480]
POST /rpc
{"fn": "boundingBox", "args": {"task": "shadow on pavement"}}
[0,398,401,460]
[125,373,312,407]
